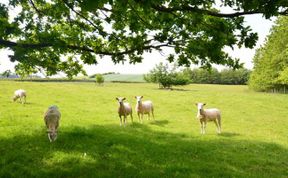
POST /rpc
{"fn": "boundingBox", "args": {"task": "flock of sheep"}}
[116,96,155,126]
[12,88,222,142]
[13,89,61,142]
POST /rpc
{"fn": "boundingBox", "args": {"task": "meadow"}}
[0,81,287,178]
[103,74,145,82]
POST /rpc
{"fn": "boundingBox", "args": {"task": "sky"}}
[0,4,275,76]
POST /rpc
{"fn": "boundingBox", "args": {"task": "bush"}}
[144,63,190,89]
[95,74,104,85]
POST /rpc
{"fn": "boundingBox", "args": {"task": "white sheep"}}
[135,96,154,123]
[13,89,26,104]
[116,97,133,126]
[196,103,221,134]
[44,105,61,142]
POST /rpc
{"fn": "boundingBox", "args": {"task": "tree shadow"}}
[150,120,169,126]
[218,132,240,137]
[152,88,198,92]
[23,102,34,105]
[0,124,287,177]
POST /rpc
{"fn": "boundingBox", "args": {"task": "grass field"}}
[103,74,145,82]
[0,81,288,178]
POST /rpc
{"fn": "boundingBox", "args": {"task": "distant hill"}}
[103,74,145,83]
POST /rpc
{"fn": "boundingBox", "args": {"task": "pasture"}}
[0,81,287,177]
[102,74,145,83]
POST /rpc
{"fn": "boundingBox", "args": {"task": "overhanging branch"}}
[151,5,288,18]
[0,39,172,56]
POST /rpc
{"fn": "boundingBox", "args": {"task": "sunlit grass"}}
[0,81,288,177]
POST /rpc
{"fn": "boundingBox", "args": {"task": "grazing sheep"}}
[196,103,221,134]
[13,89,26,104]
[116,97,133,126]
[135,96,154,123]
[44,105,61,142]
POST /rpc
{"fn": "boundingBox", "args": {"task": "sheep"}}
[13,89,26,104]
[135,96,154,123]
[116,97,133,126]
[196,103,221,134]
[44,105,61,142]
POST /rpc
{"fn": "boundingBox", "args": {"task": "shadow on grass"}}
[1,124,287,177]
[12,101,34,105]
[152,88,198,92]
[150,120,169,126]
[218,132,240,137]
[23,102,34,105]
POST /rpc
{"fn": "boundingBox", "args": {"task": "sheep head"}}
[135,96,143,104]
[47,130,57,142]
[116,97,126,105]
[12,95,18,102]
[196,103,206,112]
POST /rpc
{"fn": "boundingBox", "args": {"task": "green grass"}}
[0,81,288,178]
[103,74,145,82]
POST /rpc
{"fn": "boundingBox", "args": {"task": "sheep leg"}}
[137,113,142,123]
[200,121,204,134]
[130,114,133,123]
[23,96,26,104]
[214,120,220,134]
[119,116,122,126]
[148,113,151,120]
[124,116,127,127]
[141,114,144,123]
[202,121,206,134]
[152,110,155,120]
[217,117,221,133]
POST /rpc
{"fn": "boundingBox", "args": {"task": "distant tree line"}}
[183,68,251,85]
[144,63,251,89]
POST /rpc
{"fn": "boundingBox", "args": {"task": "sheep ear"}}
[195,103,198,106]
[141,96,143,98]
[203,103,206,106]
[116,97,119,101]
[123,97,126,100]
[134,96,137,99]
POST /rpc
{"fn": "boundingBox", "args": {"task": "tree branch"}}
[127,2,155,29]
[151,5,288,18]
[0,39,172,56]
[62,0,107,36]
[28,0,44,16]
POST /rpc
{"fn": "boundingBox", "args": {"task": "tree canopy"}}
[0,0,288,77]
[249,16,288,92]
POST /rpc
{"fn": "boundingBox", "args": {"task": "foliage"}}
[1,69,12,78]
[220,68,251,84]
[15,63,38,79]
[182,67,250,85]
[249,16,288,92]
[144,63,190,88]
[95,74,104,85]
[276,67,288,84]
[1,81,288,177]
[0,0,287,76]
